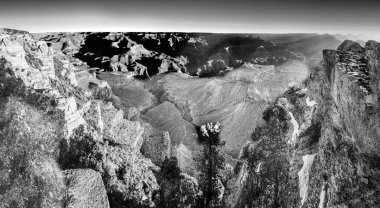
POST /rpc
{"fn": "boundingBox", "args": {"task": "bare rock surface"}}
[64,169,110,208]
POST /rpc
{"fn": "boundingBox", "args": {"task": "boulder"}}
[141,126,171,166]
[101,102,144,147]
[64,169,110,208]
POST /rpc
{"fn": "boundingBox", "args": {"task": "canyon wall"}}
[227,40,380,208]
[0,30,169,207]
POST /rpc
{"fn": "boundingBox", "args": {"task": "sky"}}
[0,0,379,39]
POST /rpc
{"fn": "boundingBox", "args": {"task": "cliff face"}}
[227,40,380,208]
[324,44,380,156]
[301,41,380,207]
[0,31,96,207]
[0,30,166,207]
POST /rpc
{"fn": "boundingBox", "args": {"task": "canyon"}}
[0,28,379,208]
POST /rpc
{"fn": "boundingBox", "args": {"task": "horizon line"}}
[0,27,360,36]
[2,26,380,41]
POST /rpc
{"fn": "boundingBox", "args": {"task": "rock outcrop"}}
[0,31,86,208]
[324,41,379,156]
[0,29,163,207]
[225,40,380,207]
[337,40,365,55]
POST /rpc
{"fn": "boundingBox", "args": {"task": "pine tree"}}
[196,122,225,208]
[158,157,199,208]
[158,157,181,208]
[239,105,290,207]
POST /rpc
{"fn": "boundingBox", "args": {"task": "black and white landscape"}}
[0,0,380,208]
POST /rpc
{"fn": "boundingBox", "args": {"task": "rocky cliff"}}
[0,29,169,207]
[225,40,380,207]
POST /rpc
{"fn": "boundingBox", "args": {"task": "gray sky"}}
[0,0,379,39]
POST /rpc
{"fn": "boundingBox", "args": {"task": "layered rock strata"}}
[0,29,166,207]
